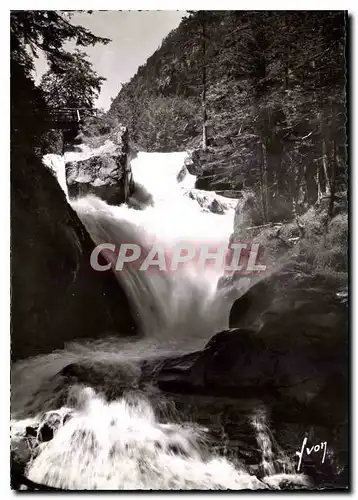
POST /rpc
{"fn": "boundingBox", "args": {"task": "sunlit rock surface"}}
[65,126,134,205]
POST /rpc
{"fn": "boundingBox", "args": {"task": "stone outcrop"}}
[11,148,139,361]
[11,408,73,490]
[187,188,237,214]
[186,147,244,198]
[65,125,134,205]
[154,271,348,422]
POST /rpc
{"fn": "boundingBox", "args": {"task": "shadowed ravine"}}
[11,152,343,490]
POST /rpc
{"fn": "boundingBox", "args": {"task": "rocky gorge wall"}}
[11,142,139,361]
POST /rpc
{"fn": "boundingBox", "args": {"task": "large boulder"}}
[65,125,134,205]
[228,269,347,330]
[233,192,263,229]
[155,271,348,421]
[11,148,139,361]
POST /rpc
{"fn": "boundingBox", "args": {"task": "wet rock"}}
[187,189,237,214]
[38,423,53,442]
[155,272,348,425]
[25,426,38,438]
[127,181,154,210]
[187,328,273,394]
[37,409,73,442]
[11,439,33,473]
[194,279,346,417]
[66,125,134,205]
[184,149,202,176]
[228,270,346,331]
[234,192,263,228]
[60,359,141,400]
[11,408,73,490]
[209,198,225,214]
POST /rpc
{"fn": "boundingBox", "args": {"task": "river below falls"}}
[11,151,347,490]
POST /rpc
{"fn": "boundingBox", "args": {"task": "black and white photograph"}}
[10,8,349,491]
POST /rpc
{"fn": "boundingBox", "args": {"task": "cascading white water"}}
[23,388,268,490]
[70,151,239,351]
[11,149,307,490]
[43,154,69,200]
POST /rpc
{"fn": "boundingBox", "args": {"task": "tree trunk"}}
[260,141,269,223]
[318,112,331,196]
[315,161,323,203]
[321,136,331,196]
[284,61,289,90]
[328,139,337,221]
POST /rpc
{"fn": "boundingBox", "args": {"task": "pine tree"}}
[11,10,110,150]
[40,50,105,110]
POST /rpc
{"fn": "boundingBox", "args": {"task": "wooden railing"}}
[47,107,96,129]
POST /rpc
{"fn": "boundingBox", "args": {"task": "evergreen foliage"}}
[109,11,347,222]
[11,10,109,153]
[40,50,106,110]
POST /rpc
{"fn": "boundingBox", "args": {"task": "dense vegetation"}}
[40,49,105,110]
[10,10,348,233]
[109,11,347,224]
[11,10,108,154]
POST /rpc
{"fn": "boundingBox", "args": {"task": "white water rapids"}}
[11,149,307,490]
[71,152,237,345]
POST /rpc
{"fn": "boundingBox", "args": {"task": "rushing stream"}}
[11,149,312,490]
[70,152,238,347]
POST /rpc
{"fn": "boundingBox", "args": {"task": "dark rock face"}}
[127,181,154,211]
[234,193,263,228]
[183,148,243,199]
[224,271,348,418]
[11,149,139,361]
[189,147,244,194]
[208,198,225,214]
[65,126,134,205]
[11,408,73,490]
[59,359,141,399]
[228,270,346,331]
[155,272,348,422]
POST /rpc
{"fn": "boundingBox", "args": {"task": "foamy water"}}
[23,390,267,490]
[11,149,308,490]
[12,385,308,490]
[70,151,240,346]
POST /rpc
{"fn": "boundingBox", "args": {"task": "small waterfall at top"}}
[43,154,69,200]
[10,148,308,490]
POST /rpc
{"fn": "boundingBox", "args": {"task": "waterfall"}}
[43,154,69,199]
[12,149,308,490]
[70,151,239,351]
[23,388,267,490]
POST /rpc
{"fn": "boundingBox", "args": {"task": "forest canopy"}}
[109,11,347,223]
